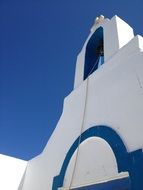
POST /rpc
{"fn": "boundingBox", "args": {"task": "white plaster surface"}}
[0,154,27,190]
[17,16,143,190]
[60,172,129,190]
[63,137,118,188]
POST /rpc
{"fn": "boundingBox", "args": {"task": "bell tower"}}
[74,15,134,88]
[18,16,143,190]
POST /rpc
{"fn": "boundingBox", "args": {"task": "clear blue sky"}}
[0,0,143,160]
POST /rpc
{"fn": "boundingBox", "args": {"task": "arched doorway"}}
[52,125,143,190]
[63,137,119,188]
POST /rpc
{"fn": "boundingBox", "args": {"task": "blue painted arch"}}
[52,125,143,190]
[84,26,104,80]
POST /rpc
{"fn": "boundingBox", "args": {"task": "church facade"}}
[1,15,143,190]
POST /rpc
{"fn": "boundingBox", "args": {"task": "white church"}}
[0,15,143,190]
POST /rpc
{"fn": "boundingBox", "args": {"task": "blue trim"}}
[52,126,143,190]
[71,176,131,190]
[97,55,104,69]
[84,27,104,80]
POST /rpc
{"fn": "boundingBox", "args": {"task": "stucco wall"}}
[19,16,143,190]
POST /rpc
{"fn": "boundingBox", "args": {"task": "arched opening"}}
[84,27,104,80]
[52,126,143,190]
[52,126,128,190]
[63,137,118,188]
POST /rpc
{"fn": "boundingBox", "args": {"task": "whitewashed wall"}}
[19,16,143,190]
[0,154,27,190]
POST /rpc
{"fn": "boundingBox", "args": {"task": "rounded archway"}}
[63,136,118,188]
[52,126,128,190]
[84,26,104,80]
